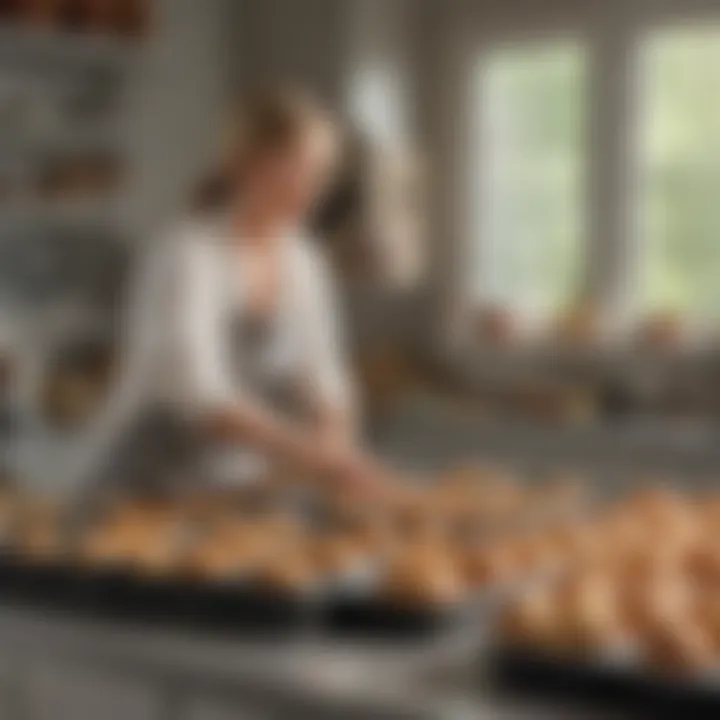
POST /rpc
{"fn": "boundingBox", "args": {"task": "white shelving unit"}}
[0,23,139,69]
[0,21,143,492]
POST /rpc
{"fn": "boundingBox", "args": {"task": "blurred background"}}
[3,0,720,492]
[0,0,720,718]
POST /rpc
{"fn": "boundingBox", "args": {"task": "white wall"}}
[234,0,417,135]
[126,0,236,235]
[234,0,346,105]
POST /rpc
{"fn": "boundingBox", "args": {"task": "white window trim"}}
[448,1,720,349]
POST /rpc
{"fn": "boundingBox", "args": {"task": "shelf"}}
[442,341,720,391]
[0,23,141,71]
[0,198,122,229]
[0,128,125,158]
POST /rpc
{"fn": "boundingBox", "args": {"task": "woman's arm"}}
[291,241,403,493]
[60,233,184,497]
[201,399,363,484]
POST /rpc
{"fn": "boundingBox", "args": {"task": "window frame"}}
[453,2,720,341]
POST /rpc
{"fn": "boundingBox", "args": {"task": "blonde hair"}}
[193,88,340,213]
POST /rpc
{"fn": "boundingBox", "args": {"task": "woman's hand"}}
[314,439,405,500]
[205,403,404,499]
[289,429,412,502]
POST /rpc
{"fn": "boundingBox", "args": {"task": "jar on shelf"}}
[39,154,123,202]
[115,0,149,39]
[20,0,64,28]
[83,0,118,34]
[55,0,89,33]
[0,0,25,21]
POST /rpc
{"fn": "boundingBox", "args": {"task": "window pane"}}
[471,42,587,318]
[638,27,720,319]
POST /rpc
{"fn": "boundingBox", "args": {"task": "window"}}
[470,42,588,320]
[637,27,720,320]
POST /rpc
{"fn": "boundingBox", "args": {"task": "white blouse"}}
[152,216,352,414]
[69,216,352,490]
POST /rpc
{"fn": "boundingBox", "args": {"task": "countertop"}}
[0,603,621,719]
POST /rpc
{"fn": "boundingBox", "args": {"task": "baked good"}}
[643,617,715,675]
[19,523,64,561]
[500,587,557,647]
[506,533,562,575]
[685,543,720,587]
[311,534,363,575]
[130,535,183,576]
[477,305,518,346]
[252,551,317,593]
[382,545,465,608]
[554,304,601,347]
[390,489,444,543]
[636,313,684,350]
[462,543,516,588]
[620,571,694,637]
[550,571,625,654]
[79,524,135,567]
[546,521,603,565]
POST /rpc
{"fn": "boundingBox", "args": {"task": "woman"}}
[79,89,396,498]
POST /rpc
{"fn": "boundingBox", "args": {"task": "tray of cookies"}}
[323,465,592,637]
[0,489,89,607]
[69,492,364,632]
[490,486,720,715]
[0,462,592,639]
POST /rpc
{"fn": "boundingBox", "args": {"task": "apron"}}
[97,308,302,499]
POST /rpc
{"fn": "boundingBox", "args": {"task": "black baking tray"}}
[323,588,469,638]
[0,550,84,607]
[0,553,316,634]
[491,644,720,718]
[78,570,316,634]
[323,569,512,639]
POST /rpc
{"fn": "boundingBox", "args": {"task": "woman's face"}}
[243,124,338,225]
